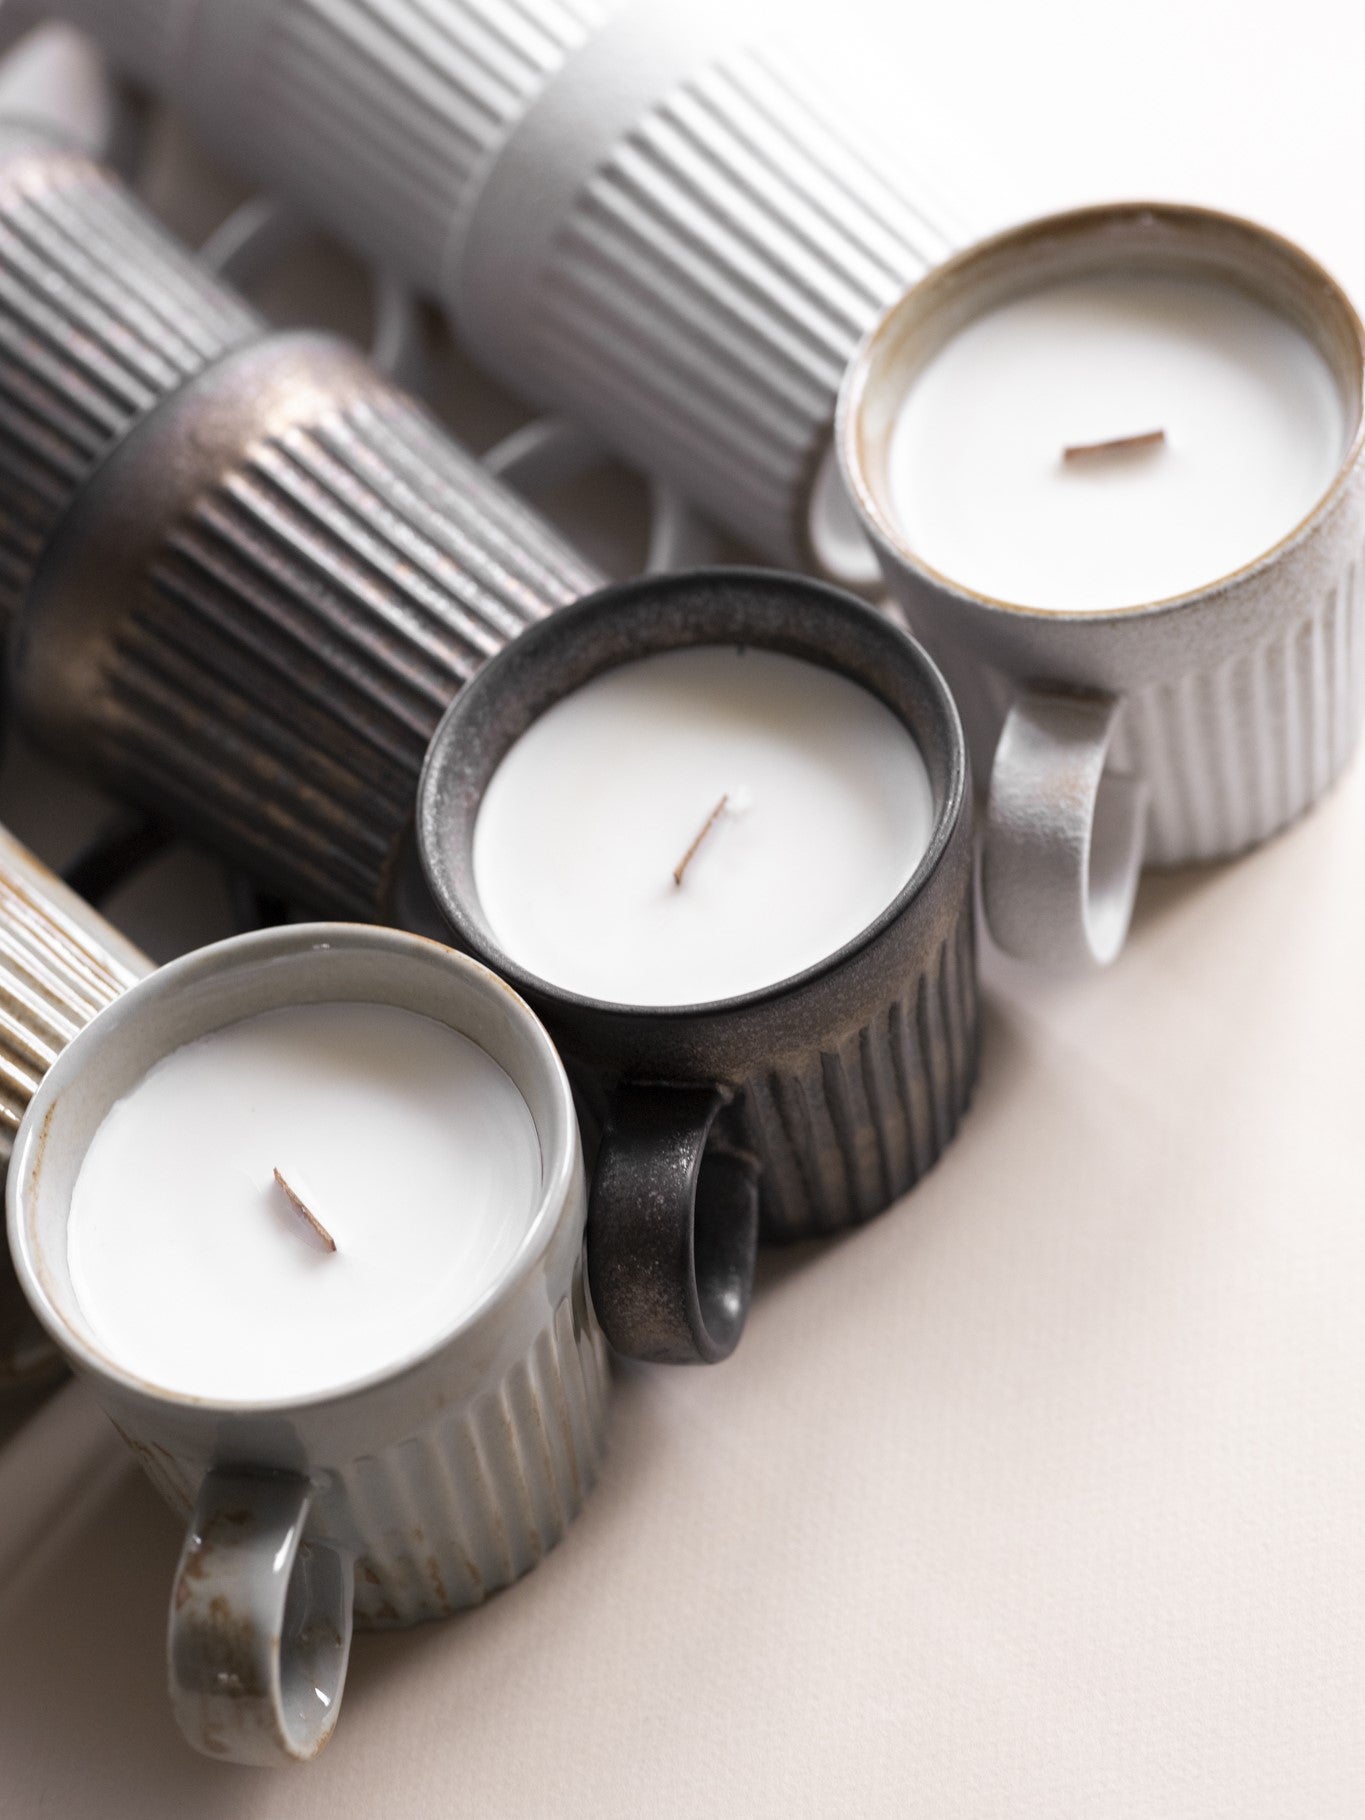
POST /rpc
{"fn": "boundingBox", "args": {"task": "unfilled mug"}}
[416,569,978,1367]
[7,924,610,1765]
[839,203,1365,969]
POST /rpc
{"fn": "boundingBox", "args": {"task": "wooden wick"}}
[273,1167,337,1253]
[673,793,730,887]
[1064,428,1166,464]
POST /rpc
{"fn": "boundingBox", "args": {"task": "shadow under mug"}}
[415,569,978,1369]
[839,202,1365,970]
[6,925,610,1766]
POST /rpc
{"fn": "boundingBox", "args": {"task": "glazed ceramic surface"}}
[0,127,601,922]
[7,925,610,1764]
[418,569,977,1365]
[0,824,150,1391]
[841,203,1365,968]
[43,0,967,568]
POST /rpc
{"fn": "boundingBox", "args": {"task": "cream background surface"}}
[1,0,1364,1812]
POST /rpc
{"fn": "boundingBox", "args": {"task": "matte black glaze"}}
[417,569,978,1365]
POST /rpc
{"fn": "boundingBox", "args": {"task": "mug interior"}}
[415,568,969,1021]
[7,924,580,1405]
[842,202,1365,617]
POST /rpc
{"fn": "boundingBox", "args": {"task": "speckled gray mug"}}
[839,203,1365,970]
[7,925,610,1766]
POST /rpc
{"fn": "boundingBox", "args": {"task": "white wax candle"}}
[67,1002,540,1402]
[886,273,1347,612]
[471,646,935,1007]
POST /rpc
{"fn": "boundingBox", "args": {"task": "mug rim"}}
[837,198,1365,625]
[5,922,583,1415]
[416,566,969,1026]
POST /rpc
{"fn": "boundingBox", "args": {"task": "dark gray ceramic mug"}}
[416,570,978,1367]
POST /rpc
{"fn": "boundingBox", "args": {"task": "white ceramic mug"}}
[7,925,610,1765]
[839,203,1365,969]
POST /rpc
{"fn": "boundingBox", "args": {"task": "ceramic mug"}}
[416,569,978,1368]
[7,925,610,1765]
[0,125,601,924]
[839,202,1365,969]
[43,0,968,568]
[0,822,150,1392]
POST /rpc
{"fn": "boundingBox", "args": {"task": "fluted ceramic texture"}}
[0,133,259,625]
[46,1,965,562]
[0,829,148,1388]
[1113,558,1365,863]
[129,1274,612,1627]
[90,390,601,915]
[344,1287,610,1625]
[241,0,613,280]
[737,903,977,1243]
[947,557,1365,868]
[0,830,148,1170]
[522,44,960,562]
[561,903,979,1251]
[52,0,613,282]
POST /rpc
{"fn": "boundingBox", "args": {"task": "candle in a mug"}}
[471,646,936,1006]
[886,272,1347,611]
[67,1002,541,1401]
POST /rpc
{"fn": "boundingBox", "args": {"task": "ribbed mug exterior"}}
[9,927,612,1658]
[60,0,614,284]
[0,825,150,1389]
[841,203,1365,870]
[454,12,966,567]
[418,571,979,1249]
[0,130,602,919]
[0,126,258,627]
[915,585,1365,867]
[122,1275,610,1628]
[46,0,969,566]
[563,902,977,1244]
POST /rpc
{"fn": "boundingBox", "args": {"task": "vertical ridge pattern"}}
[0,830,149,1169]
[93,392,602,915]
[742,902,978,1243]
[0,132,260,626]
[924,556,1365,870]
[46,3,966,560]
[1111,560,1365,864]
[343,1270,611,1628]
[0,831,149,1385]
[528,44,961,561]
[240,0,613,281]
[49,0,610,284]
[118,1270,611,1629]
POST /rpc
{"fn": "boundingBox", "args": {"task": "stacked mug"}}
[837,203,1365,966]
[2,0,1363,1775]
[38,0,973,570]
[0,123,980,1762]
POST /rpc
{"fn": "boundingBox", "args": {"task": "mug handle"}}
[982,687,1149,970]
[587,1081,759,1366]
[168,1469,353,1765]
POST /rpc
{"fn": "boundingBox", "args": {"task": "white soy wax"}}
[471,645,936,1007]
[66,1001,541,1402]
[886,272,1347,612]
